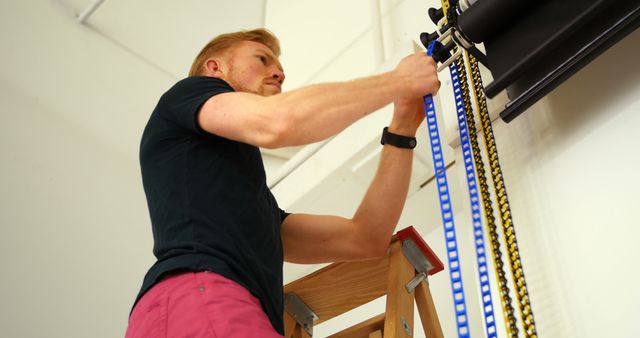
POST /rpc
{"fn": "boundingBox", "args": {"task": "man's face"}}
[221,41,285,96]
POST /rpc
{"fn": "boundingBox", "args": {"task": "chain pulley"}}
[421,0,539,336]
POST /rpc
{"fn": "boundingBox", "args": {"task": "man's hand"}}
[394,52,441,99]
[390,51,440,136]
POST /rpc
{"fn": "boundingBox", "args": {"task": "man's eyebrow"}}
[257,49,275,59]
[257,49,284,71]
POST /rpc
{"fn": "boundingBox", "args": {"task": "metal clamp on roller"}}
[419,0,530,70]
[419,32,460,72]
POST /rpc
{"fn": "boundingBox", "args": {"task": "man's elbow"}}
[357,232,392,260]
[364,243,390,260]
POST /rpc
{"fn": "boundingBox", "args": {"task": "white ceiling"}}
[66,0,267,78]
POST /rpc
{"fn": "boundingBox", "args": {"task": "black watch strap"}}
[380,127,417,149]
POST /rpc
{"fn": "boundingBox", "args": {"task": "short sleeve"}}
[156,76,234,135]
[279,209,290,223]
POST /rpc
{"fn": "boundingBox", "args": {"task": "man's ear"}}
[204,58,224,76]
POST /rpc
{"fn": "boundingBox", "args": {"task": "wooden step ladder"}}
[283,226,445,338]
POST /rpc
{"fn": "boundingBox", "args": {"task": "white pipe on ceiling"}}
[267,139,331,189]
[77,0,106,24]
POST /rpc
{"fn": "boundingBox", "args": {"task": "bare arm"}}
[198,53,439,148]
[281,98,425,263]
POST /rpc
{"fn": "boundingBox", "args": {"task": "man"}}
[126,28,439,337]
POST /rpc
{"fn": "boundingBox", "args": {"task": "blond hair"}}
[188,28,281,76]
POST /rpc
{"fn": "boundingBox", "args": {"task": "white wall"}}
[0,76,153,338]
[475,29,640,337]
[0,1,177,337]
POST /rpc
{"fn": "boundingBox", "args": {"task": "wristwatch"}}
[380,127,417,149]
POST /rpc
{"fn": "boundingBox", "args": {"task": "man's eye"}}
[258,55,267,64]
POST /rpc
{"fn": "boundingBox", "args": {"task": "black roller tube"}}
[457,0,539,43]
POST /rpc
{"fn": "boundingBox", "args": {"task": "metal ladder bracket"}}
[284,292,318,336]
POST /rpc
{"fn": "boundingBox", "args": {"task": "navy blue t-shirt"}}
[136,76,289,333]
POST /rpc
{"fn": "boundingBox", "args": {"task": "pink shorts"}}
[125,271,283,338]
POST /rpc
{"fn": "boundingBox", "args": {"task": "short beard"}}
[224,60,262,95]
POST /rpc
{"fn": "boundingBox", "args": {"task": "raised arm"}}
[281,98,426,263]
[197,48,439,148]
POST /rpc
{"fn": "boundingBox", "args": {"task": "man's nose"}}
[272,69,285,83]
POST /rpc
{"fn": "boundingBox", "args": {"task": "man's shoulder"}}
[154,76,235,110]
[168,76,234,94]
